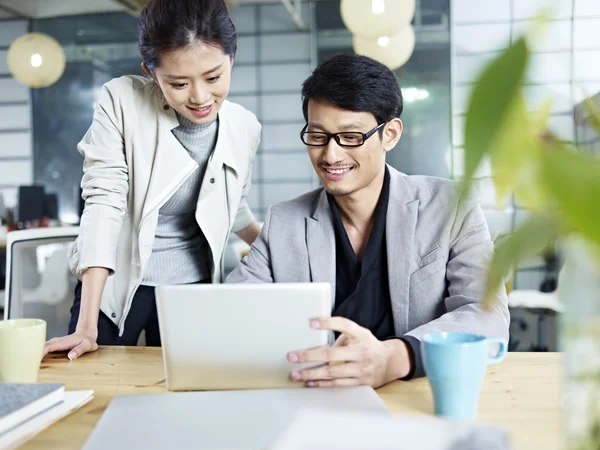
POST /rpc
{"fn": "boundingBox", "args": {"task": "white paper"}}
[268,409,512,450]
[0,390,94,450]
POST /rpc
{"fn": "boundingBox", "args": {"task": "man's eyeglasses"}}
[300,123,385,148]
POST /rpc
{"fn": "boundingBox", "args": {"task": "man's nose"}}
[321,137,344,163]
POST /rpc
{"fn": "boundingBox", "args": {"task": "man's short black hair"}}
[301,53,403,125]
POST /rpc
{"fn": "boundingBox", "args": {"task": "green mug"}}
[0,319,46,382]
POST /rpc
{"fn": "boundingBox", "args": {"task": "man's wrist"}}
[383,339,412,382]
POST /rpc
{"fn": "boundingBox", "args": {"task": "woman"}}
[44,0,261,360]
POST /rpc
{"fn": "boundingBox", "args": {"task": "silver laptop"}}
[155,283,332,391]
[82,387,390,450]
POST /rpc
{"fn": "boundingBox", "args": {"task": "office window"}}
[30,13,141,223]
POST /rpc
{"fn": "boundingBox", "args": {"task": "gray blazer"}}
[226,165,509,344]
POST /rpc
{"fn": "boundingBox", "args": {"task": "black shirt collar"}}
[326,166,391,268]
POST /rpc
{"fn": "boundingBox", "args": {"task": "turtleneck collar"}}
[175,110,217,132]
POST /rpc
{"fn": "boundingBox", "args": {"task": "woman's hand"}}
[45,267,108,360]
[43,328,99,360]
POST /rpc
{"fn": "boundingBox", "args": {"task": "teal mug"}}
[422,332,507,420]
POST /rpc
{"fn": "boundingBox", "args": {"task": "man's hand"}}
[287,317,412,388]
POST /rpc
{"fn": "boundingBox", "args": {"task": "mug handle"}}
[486,339,507,365]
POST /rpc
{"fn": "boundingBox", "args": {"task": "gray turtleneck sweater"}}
[142,112,217,286]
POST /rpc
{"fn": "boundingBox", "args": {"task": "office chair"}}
[0,192,5,225]
[3,227,80,339]
[508,253,562,351]
[0,192,7,316]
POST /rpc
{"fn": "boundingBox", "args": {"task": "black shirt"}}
[327,168,395,340]
[327,167,421,380]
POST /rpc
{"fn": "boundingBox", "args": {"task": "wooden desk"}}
[23,348,562,450]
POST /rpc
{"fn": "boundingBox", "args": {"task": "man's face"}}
[304,99,392,198]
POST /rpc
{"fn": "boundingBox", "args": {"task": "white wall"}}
[0,19,32,210]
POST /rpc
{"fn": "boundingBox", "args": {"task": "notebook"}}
[83,386,389,450]
[0,383,64,435]
[0,389,93,450]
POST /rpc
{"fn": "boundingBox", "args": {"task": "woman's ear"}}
[141,62,155,80]
[384,118,403,152]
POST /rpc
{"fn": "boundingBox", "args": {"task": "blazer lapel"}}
[195,106,240,280]
[212,107,239,230]
[142,102,197,220]
[386,167,419,336]
[306,190,336,308]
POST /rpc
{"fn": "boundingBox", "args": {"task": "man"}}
[226,53,509,388]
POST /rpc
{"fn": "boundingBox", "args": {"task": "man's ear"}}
[383,118,403,152]
[141,62,155,80]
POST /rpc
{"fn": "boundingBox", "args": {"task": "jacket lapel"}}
[195,104,240,280]
[210,106,239,230]
[386,167,419,336]
[141,102,197,220]
[306,190,336,307]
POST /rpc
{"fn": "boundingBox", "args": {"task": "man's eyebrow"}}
[307,123,326,131]
[307,122,365,132]
[336,122,365,131]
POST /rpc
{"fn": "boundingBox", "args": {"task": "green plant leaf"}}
[582,95,600,138]
[462,38,529,193]
[484,213,562,307]
[489,96,552,210]
[541,142,600,249]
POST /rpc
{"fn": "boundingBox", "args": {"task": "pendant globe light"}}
[341,0,416,40]
[353,25,415,70]
[6,32,66,88]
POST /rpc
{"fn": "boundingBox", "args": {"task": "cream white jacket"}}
[68,75,260,334]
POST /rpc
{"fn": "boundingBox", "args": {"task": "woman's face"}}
[147,42,233,125]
